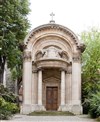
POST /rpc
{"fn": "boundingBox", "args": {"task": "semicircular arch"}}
[32,35,72,61]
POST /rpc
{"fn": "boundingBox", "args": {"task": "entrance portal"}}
[46,87,58,111]
[21,22,85,114]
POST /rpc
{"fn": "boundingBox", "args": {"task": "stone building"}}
[21,20,85,114]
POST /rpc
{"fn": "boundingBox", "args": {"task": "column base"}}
[20,104,46,114]
[58,105,67,111]
[58,105,72,111]
[36,105,46,111]
[71,104,83,115]
[58,104,82,115]
[20,104,32,114]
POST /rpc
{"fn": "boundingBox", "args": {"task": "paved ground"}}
[1,114,97,122]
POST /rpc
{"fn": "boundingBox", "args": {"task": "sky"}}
[28,0,100,34]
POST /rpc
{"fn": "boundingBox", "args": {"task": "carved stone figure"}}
[42,46,61,58]
[35,51,42,60]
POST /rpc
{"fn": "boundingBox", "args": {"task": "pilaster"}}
[21,51,32,114]
[71,53,82,114]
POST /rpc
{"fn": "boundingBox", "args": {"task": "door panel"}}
[46,87,58,110]
[46,88,52,110]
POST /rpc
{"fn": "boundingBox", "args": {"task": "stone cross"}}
[50,12,55,21]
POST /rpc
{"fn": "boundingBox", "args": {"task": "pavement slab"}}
[1,114,97,122]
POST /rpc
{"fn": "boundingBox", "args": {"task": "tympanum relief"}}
[35,46,69,61]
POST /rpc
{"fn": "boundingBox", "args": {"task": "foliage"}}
[81,28,100,116]
[0,97,19,120]
[89,92,100,118]
[0,0,30,119]
[0,0,30,82]
[0,85,19,120]
[0,84,17,102]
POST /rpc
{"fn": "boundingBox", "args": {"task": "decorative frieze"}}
[23,51,31,61]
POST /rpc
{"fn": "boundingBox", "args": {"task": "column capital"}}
[23,51,32,61]
[37,67,43,71]
[60,68,67,72]
[67,66,72,74]
[72,54,81,63]
[32,69,38,73]
[32,65,38,73]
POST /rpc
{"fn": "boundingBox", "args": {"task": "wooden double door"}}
[46,87,58,111]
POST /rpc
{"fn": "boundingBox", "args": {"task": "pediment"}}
[43,76,60,83]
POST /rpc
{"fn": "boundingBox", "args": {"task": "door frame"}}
[43,77,60,110]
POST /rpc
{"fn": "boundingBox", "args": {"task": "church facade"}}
[21,21,85,114]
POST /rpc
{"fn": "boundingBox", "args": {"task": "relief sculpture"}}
[42,46,61,58]
[35,46,69,61]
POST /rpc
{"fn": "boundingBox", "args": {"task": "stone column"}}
[31,67,38,112]
[37,68,45,111]
[32,68,38,105]
[71,54,82,114]
[38,69,42,105]
[21,51,32,114]
[59,69,66,111]
[61,70,66,105]
[66,65,72,105]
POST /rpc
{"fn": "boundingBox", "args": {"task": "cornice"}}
[25,24,78,44]
[24,23,85,53]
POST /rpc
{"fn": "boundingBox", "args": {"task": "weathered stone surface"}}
[71,105,83,115]
[21,23,85,114]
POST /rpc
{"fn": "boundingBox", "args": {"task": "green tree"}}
[0,0,30,83]
[81,28,100,115]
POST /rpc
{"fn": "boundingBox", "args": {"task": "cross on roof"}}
[50,12,55,21]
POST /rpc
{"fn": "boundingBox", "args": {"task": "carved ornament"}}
[77,43,86,52]
[25,24,79,46]
[35,46,69,61]
[67,66,72,74]
[73,54,81,63]
[23,51,31,61]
